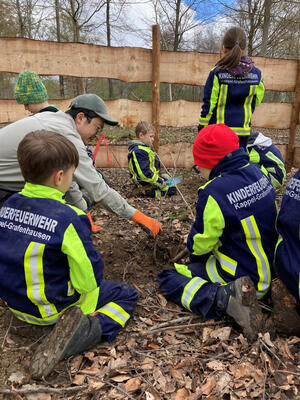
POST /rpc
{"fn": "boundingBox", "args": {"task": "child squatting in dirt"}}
[0,130,138,379]
[128,121,177,198]
[157,123,279,341]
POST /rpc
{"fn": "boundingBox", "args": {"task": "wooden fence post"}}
[152,24,160,153]
[286,60,300,172]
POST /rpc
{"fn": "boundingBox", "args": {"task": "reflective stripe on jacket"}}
[187,148,278,299]
[0,183,103,324]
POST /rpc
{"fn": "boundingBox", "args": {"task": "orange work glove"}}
[87,212,101,233]
[131,210,162,237]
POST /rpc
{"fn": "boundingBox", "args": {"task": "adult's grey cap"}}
[70,94,118,126]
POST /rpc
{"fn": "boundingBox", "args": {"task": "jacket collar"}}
[210,148,249,179]
[20,182,66,203]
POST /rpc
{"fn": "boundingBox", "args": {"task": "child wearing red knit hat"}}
[158,123,278,341]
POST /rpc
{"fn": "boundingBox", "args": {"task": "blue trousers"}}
[157,263,221,319]
[81,280,138,343]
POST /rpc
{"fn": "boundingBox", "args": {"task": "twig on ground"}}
[104,380,137,400]
[276,369,300,377]
[170,247,189,263]
[149,315,199,330]
[140,320,224,335]
[259,338,287,369]
[1,313,13,348]
[0,385,88,396]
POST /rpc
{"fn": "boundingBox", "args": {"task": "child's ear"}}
[53,169,64,186]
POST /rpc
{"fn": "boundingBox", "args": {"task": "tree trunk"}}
[106,0,113,98]
[260,0,271,56]
[55,0,65,97]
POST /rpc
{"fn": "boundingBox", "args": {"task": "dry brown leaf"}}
[148,342,160,349]
[157,294,167,307]
[201,376,216,395]
[110,374,131,382]
[79,364,102,375]
[141,358,154,370]
[202,327,213,342]
[215,372,231,393]
[108,357,127,371]
[72,374,86,385]
[175,388,190,399]
[277,339,294,361]
[169,367,184,382]
[175,359,193,369]
[124,377,142,392]
[235,390,247,398]
[26,394,51,400]
[70,355,83,374]
[87,378,105,391]
[210,327,231,341]
[206,360,225,371]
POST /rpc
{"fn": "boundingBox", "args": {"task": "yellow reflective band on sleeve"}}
[256,79,265,106]
[174,263,192,278]
[97,302,130,327]
[62,223,98,293]
[79,287,99,314]
[181,277,206,311]
[244,85,256,128]
[248,148,260,164]
[192,195,225,256]
[241,215,271,298]
[24,242,58,319]
[266,151,286,187]
[200,75,220,125]
[205,255,226,283]
[129,158,141,187]
[214,250,237,276]
[216,84,228,124]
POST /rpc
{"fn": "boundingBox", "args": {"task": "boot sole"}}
[30,307,86,379]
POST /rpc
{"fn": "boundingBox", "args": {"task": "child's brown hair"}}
[135,121,154,138]
[216,27,247,70]
[17,130,79,184]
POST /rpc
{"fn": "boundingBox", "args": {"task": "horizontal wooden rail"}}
[0,98,298,129]
[0,37,297,91]
[94,142,300,169]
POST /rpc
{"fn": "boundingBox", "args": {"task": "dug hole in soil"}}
[1,167,300,400]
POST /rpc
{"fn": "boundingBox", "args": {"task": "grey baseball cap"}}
[70,94,118,126]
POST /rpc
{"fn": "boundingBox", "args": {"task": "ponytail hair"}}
[216,27,247,70]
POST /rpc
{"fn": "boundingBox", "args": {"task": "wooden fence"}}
[0,27,299,169]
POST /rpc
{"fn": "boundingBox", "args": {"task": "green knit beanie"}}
[14,71,48,104]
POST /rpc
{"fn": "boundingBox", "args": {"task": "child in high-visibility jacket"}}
[158,124,278,341]
[0,130,138,379]
[247,131,286,188]
[128,121,177,198]
[198,27,265,148]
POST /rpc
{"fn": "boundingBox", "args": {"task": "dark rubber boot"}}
[216,276,264,341]
[30,307,102,379]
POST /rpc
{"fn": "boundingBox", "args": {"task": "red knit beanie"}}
[193,124,239,169]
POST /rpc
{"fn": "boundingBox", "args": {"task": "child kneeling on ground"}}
[128,121,177,198]
[157,124,278,341]
[0,130,138,379]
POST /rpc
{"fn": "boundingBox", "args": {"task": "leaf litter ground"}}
[0,164,300,399]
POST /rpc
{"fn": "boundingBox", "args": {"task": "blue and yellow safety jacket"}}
[0,183,103,325]
[187,148,278,299]
[128,140,169,197]
[275,169,300,302]
[198,63,264,138]
[247,132,286,188]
